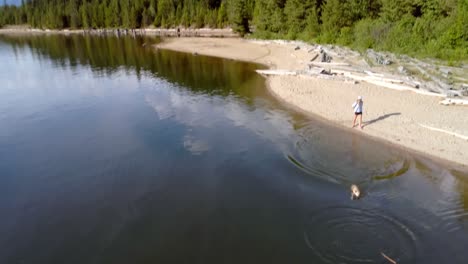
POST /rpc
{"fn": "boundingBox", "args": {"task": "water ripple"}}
[304,206,420,264]
[372,159,411,181]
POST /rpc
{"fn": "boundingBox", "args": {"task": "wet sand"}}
[156,37,468,166]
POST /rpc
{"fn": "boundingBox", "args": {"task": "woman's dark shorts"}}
[355,112,362,115]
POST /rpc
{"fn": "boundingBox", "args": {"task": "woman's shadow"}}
[363,112,401,127]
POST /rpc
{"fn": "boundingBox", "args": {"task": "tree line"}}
[0,0,233,29]
[1,0,467,60]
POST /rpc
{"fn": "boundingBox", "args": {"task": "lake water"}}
[0,34,467,264]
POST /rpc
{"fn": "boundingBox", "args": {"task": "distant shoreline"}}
[0,27,239,38]
[156,37,468,167]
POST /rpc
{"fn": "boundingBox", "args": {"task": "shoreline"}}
[1,30,466,166]
[155,37,468,167]
[0,27,238,37]
[263,76,463,170]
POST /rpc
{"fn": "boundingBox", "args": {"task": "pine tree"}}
[380,0,415,22]
[80,1,89,28]
[194,2,204,27]
[321,0,350,41]
[181,4,190,27]
[157,0,174,28]
[284,0,316,38]
[253,0,285,33]
[121,0,130,28]
[229,0,250,35]
[129,4,137,28]
[305,4,320,38]
[67,0,81,28]
[217,1,227,27]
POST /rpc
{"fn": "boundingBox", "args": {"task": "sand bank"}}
[156,37,468,166]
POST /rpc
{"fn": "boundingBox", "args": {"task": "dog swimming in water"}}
[350,184,361,200]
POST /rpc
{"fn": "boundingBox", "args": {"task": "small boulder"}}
[377,56,392,65]
[440,68,452,75]
[398,66,408,75]
[367,49,392,65]
[460,84,468,96]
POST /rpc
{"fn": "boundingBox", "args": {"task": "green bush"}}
[337,26,353,45]
[381,15,417,54]
[353,19,375,50]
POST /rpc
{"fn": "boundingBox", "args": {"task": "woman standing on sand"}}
[352,96,364,129]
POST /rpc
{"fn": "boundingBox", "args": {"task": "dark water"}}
[0,35,467,264]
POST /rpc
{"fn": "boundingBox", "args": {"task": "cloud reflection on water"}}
[143,77,297,157]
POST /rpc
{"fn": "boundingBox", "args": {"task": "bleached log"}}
[308,62,351,67]
[256,69,297,76]
[439,98,468,106]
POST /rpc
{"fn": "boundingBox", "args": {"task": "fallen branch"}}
[381,252,397,264]
[310,53,319,62]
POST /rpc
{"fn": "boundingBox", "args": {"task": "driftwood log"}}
[381,252,397,264]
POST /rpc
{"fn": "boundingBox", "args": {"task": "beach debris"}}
[249,39,465,99]
[256,69,297,76]
[294,46,300,50]
[338,72,444,97]
[381,252,398,264]
[310,53,319,62]
[345,79,359,84]
[461,84,468,96]
[319,69,333,75]
[398,66,408,75]
[306,66,326,75]
[309,62,350,67]
[367,50,392,65]
[350,184,361,200]
[318,46,332,62]
[439,98,468,106]
[377,57,392,65]
[440,68,452,76]
[446,90,460,97]
[320,51,332,63]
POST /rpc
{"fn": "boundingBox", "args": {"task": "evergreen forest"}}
[0,0,467,60]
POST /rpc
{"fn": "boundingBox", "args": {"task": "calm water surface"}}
[0,35,467,264]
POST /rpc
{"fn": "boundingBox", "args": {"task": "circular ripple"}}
[304,206,420,264]
[372,159,411,181]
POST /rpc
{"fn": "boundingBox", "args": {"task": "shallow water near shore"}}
[1,34,467,264]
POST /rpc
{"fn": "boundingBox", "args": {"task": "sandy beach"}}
[156,37,468,166]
